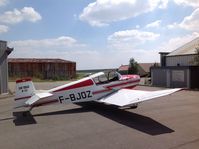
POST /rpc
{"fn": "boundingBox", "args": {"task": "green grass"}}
[75,72,87,80]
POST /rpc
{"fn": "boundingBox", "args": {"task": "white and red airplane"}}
[14,71,180,112]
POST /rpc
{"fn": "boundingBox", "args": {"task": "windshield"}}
[107,71,121,81]
[93,71,121,85]
[93,74,108,84]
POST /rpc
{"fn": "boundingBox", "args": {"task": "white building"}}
[166,37,199,66]
[151,37,199,89]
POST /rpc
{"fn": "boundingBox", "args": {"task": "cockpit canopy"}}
[91,70,122,85]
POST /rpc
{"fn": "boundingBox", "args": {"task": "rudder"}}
[15,78,35,108]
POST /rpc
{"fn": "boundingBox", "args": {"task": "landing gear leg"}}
[130,105,138,109]
[122,104,138,109]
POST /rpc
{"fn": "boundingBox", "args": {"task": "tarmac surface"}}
[0,82,199,149]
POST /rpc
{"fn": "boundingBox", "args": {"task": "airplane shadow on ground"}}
[13,111,37,126]
[12,108,90,126]
[34,102,174,136]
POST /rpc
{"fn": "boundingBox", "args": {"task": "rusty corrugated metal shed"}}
[8,58,75,63]
[8,58,76,80]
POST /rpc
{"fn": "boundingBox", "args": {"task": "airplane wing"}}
[25,92,53,106]
[99,88,181,107]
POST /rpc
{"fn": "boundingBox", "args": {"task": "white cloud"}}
[108,29,160,50]
[174,0,199,7]
[146,20,161,28]
[79,0,168,27]
[0,7,42,24]
[106,32,199,66]
[159,32,199,51]
[167,8,199,31]
[157,0,168,9]
[0,25,8,33]
[135,25,140,29]
[21,7,42,22]
[9,36,84,49]
[0,0,8,6]
[8,35,160,69]
[179,8,199,31]
[167,22,177,29]
[8,37,112,69]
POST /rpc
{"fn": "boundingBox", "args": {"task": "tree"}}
[193,47,199,66]
[128,58,138,74]
[153,62,159,67]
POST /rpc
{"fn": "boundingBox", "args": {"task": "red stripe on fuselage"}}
[15,96,32,101]
[93,80,139,95]
[93,88,111,94]
[32,99,58,107]
[124,85,136,89]
[53,79,94,93]
[105,79,140,88]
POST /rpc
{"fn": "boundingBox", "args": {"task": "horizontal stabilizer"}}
[25,92,53,106]
[99,88,181,107]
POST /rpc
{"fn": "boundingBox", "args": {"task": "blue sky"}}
[0,0,199,69]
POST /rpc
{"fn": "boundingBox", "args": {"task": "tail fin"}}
[14,78,35,108]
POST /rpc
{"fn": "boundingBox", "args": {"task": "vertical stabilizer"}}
[14,78,35,108]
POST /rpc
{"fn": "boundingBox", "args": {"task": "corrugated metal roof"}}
[118,63,155,73]
[139,63,154,73]
[168,36,199,56]
[118,65,129,71]
[8,58,75,63]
